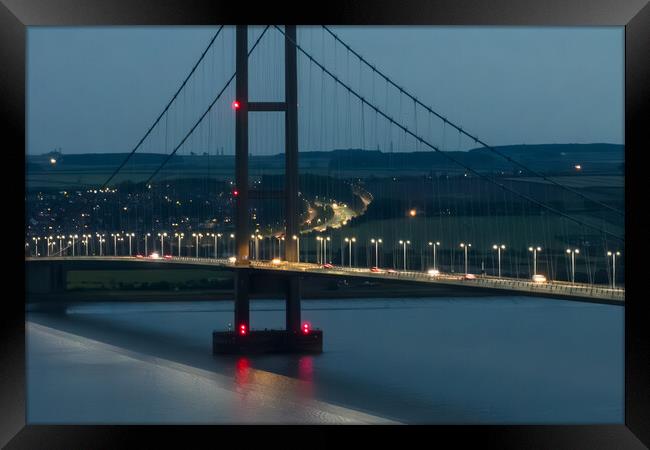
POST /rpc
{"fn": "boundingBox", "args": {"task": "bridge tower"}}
[217,25,319,353]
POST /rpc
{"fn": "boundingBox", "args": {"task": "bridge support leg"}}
[51,263,66,293]
[284,24,299,263]
[234,269,250,333]
[286,275,301,333]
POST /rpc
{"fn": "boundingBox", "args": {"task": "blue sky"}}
[27,26,624,155]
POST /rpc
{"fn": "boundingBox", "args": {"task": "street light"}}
[251,234,263,260]
[399,240,411,271]
[57,235,64,255]
[158,232,167,255]
[325,236,331,264]
[492,244,506,278]
[460,242,472,274]
[69,234,78,256]
[316,236,323,264]
[82,234,90,256]
[46,236,52,256]
[192,233,203,258]
[110,233,121,256]
[275,236,284,259]
[344,237,356,268]
[144,233,151,256]
[371,238,382,267]
[96,233,105,256]
[174,232,184,257]
[428,241,440,271]
[126,233,135,256]
[528,246,542,276]
[607,251,621,289]
[213,233,222,258]
[292,235,300,262]
[32,236,41,256]
[566,248,580,284]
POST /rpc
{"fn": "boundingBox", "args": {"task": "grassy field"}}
[67,269,233,290]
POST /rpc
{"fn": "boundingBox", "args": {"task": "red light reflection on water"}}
[235,357,251,389]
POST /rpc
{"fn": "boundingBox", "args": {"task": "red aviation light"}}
[233,189,239,197]
[232,100,241,110]
[302,322,310,335]
[239,324,247,336]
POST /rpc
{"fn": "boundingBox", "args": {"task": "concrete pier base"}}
[213,329,323,354]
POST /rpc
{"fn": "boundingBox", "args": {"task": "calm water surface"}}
[26,296,624,424]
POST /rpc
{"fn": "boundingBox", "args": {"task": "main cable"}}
[322,25,624,217]
[276,25,624,243]
[101,25,225,189]
[142,26,270,186]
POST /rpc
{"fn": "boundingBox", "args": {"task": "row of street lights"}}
[307,237,622,285]
[26,232,622,287]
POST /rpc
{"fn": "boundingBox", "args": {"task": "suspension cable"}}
[322,25,624,217]
[101,25,225,189]
[142,26,270,186]
[275,25,624,243]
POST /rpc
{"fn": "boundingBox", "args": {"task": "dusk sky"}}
[27,26,624,155]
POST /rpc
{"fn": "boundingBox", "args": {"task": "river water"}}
[26,296,623,424]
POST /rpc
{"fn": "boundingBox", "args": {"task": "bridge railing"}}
[24,255,624,301]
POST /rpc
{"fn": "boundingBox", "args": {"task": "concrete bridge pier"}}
[285,275,301,333]
[234,268,250,334]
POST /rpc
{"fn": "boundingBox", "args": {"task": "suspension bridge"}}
[25,25,625,353]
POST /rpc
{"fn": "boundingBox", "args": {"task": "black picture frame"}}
[2,0,648,447]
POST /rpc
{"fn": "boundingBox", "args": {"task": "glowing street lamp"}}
[344,237,356,268]
[174,232,184,257]
[607,250,621,289]
[46,236,52,256]
[492,244,506,278]
[399,240,411,271]
[325,236,331,264]
[70,234,78,256]
[528,246,542,276]
[460,242,472,274]
[251,234,260,260]
[566,248,580,284]
[126,233,135,256]
[292,235,300,262]
[428,241,440,271]
[316,236,323,264]
[96,233,105,256]
[32,236,41,256]
[111,233,120,256]
[57,235,64,255]
[144,233,151,256]
[371,238,382,267]
[212,233,222,259]
[82,234,90,256]
[158,232,167,255]
[192,233,203,258]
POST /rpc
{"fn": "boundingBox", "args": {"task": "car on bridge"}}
[386,269,398,274]
[370,266,382,273]
[322,263,334,269]
[463,273,477,280]
[532,274,547,283]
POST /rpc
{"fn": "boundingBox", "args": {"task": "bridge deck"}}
[26,256,625,304]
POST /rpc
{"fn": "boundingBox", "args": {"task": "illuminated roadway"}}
[26,256,625,304]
